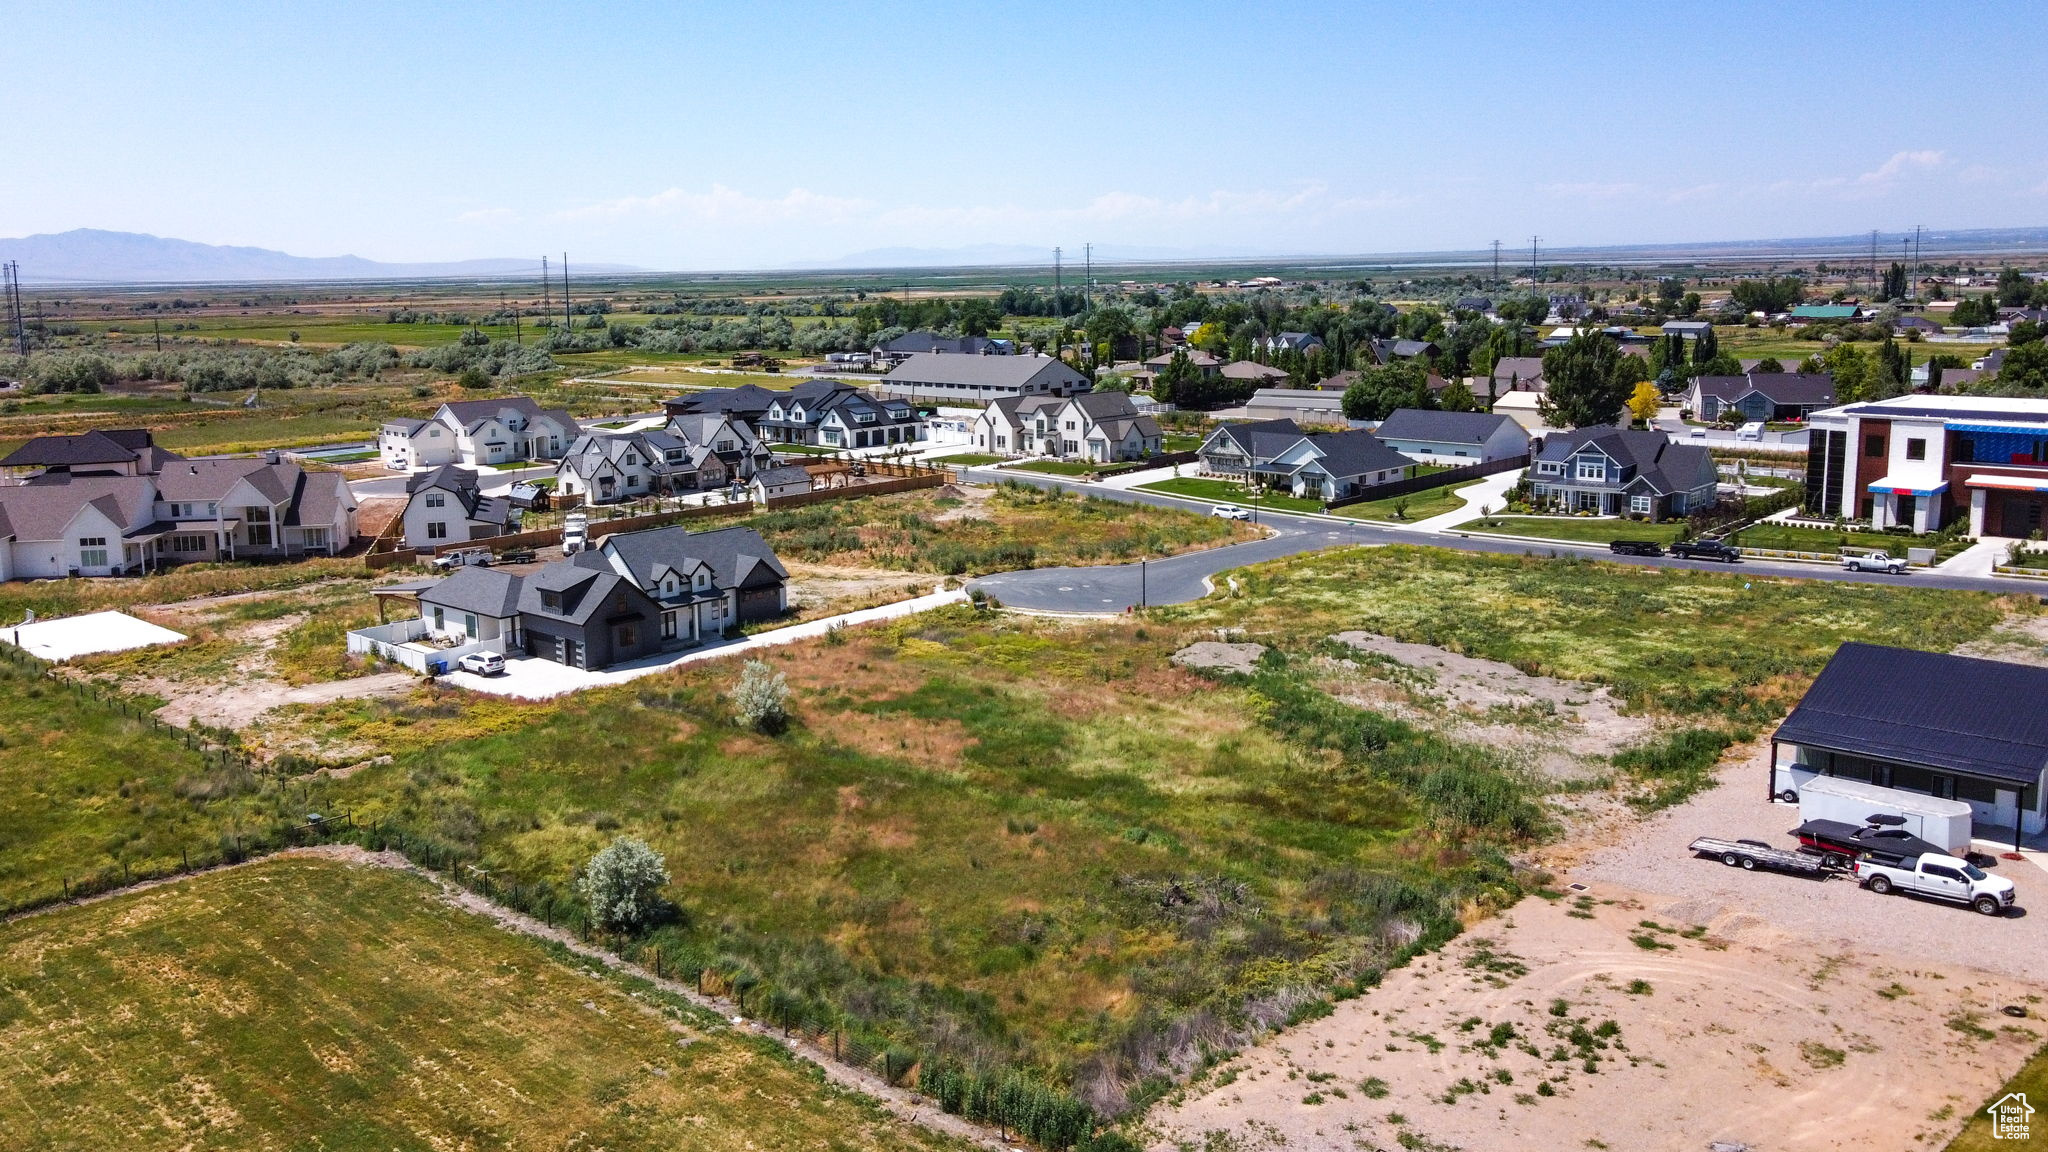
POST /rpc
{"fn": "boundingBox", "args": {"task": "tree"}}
[1690,324,1719,367]
[1754,357,1785,373]
[1152,347,1200,405]
[1991,340,2048,393]
[1539,330,1630,428]
[1341,362,1433,422]
[1730,276,1806,315]
[730,658,789,733]
[1881,262,1909,302]
[577,836,671,933]
[2011,320,2043,348]
[1626,380,1661,426]
[456,366,491,390]
[1083,305,1134,350]
[1824,343,1871,402]
[957,299,1003,337]
[1953,293,2000,327]
[1438,379,1479,412]
[1998,266,2035,308]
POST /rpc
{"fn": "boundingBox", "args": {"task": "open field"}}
[0,853,974,1152]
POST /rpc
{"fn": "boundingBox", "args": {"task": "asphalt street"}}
[961,468,2031,614]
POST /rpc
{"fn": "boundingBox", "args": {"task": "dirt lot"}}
[1147,749,2048,1152]
[784,563,938,623]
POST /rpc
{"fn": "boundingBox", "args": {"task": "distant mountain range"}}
[0,229,639,285]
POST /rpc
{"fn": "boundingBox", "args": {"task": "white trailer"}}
[1795,776,1973,855]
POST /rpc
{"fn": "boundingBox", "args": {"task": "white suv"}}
[1211,504,1251,520]
[458,651,506,676]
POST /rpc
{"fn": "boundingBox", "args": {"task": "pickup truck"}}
[1670,539,1741,563]
[430,547,493,571]
[1854,853,2016,915]
[1842,550,1907,574]
[1609,539,1664,557]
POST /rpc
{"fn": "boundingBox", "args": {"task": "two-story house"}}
[554,429,726,505]
[1195,418,1311,480]
[756,381,924,450]
[380,396,580,471]
[1527,426,1717,521]
[973,392,1162,463]
[0,457,356,579]
[665,411,774,481]
[0,428,182,481]
[398,465,518,550]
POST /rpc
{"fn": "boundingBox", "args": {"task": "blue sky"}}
[7,0,2046,269]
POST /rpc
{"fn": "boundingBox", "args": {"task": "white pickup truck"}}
[1853,853,2016,916]
[1841,549,1907,574]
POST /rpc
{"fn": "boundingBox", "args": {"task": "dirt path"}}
[5,845,1015,1152]
[150,670,414,729]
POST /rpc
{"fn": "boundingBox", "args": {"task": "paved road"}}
[962,468,2032,614]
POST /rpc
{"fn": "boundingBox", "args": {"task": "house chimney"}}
[264,449,281,464]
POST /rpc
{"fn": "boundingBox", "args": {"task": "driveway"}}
[440,585,968,699]
[960,469,2032,614]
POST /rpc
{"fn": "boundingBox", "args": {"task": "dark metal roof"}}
[1775,642,2048,787]
[1374,408,1520,445]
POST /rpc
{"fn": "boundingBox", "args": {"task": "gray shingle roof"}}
[517,561,641,624]
[752,465,812,489]
[1374,408,1519,445]
[875,331,1007,356]
[0,429,161,469]
[1776,642,2048,787]
[882,353,1088,391]
[1693,372,1836,406]
[421,566,524,618]
[1293,430,1413,479]
[596,523,789,593]
[0,474,156,540]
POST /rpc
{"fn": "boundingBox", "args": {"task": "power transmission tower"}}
[1053,246,1062,298]
[1912,224,1924,302]
[4,262,25,356]
[1869,230,1878,290]
[541,255,552,319]
[1491,240,1501,283]
[1529,237,1541,281]
[561,252,571,331]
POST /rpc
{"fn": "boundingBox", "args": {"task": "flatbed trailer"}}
[1687,836,1831,877]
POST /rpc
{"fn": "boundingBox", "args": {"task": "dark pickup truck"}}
[1670,539,1741,562]
[1793,819,1944,868]
[1609,539,1664,557]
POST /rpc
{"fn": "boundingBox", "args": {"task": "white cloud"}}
[558,184,867,224]
[1858,149,1947,184]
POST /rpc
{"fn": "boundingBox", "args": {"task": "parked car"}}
[1735,422,1765,441]
[1688,426,1707,438]
[1670,539,1741,562]
[457,651,506,676]
[1793,818,1944,868]
[1842,549,1907,574]
[1608,539,1664,557]
[1211,505,1252,521]
[431,547,493,571]
[1854,853,2016,916]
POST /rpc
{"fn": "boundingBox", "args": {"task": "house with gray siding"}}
[1527,425,1717,520]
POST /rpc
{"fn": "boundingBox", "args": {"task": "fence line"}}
[1321,453,1529,510]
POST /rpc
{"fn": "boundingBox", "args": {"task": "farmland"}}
[0,854,974,1152]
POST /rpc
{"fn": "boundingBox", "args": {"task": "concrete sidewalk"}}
[441,584,969,700]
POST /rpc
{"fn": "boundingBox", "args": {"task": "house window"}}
[78,537,109,567]
[1538,461,1562,476]
[463,613,478,637]
[1575,460,1604,481]
[1865,434,1885,457]
[1905,438,1926,461]
[171,534,208,554]
[432,606,445,630]
[1630,495,1652,514]
[426,521,448,540]
[716,439,734,451]
[425,492,446,508]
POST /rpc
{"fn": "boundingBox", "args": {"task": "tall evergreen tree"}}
[1691,325,1719,367]
[1539,330,1630,428]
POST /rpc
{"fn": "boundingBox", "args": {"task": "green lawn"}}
[1335,481,1485,524]
[929,453,1006,466]
[1463,516,1690,545]
[1162,433,1205,452]
[1135,476,1326,513]
[1949,1041,2048,1151]
[1727,522,1968,562]
[1006,459,1100,476]
[0,856,971,1152]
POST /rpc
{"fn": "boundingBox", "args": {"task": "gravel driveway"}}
[1574,747,2048,982]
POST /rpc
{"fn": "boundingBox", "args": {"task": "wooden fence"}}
[1322,453,1529,510]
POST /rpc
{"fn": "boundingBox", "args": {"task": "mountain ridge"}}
[0,229,639,284]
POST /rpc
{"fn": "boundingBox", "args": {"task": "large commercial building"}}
[1802,395,2048,536]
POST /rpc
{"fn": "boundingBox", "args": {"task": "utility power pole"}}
[561,252,571,332]
[153,316,162,352]
[541,255,552,319]
[1913,224,1924,302]
[1491,239,1502,283]
[1529,236,1541,281]
[4,262,25,356]
[1869,230,1879,290]
[1053,246,1062,298]
[1084,242,1092,299]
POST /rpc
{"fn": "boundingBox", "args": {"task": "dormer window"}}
[541,590,562,611]
[694,571,710,590]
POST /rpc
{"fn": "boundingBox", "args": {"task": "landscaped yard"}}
[1135,475,1326,513]
[1005,459,1100,476]
[1333,481,1485,523]
[928,452,1005,466]
[0,855,971,1152]
[1726,521,1971,562]
[1463,516,1691,545]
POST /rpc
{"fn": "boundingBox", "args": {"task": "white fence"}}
[346,617,505,674]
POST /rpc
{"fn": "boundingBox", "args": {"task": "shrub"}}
[730,659,789,733]
[575,836,671,932]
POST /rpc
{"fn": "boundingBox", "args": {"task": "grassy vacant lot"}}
[0,855,970,1152]
[0,659,307,911]
[1136,476,1325,513]
[0,556,367,624]
[1468,516,1690,545]
[741,482,1252,574]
